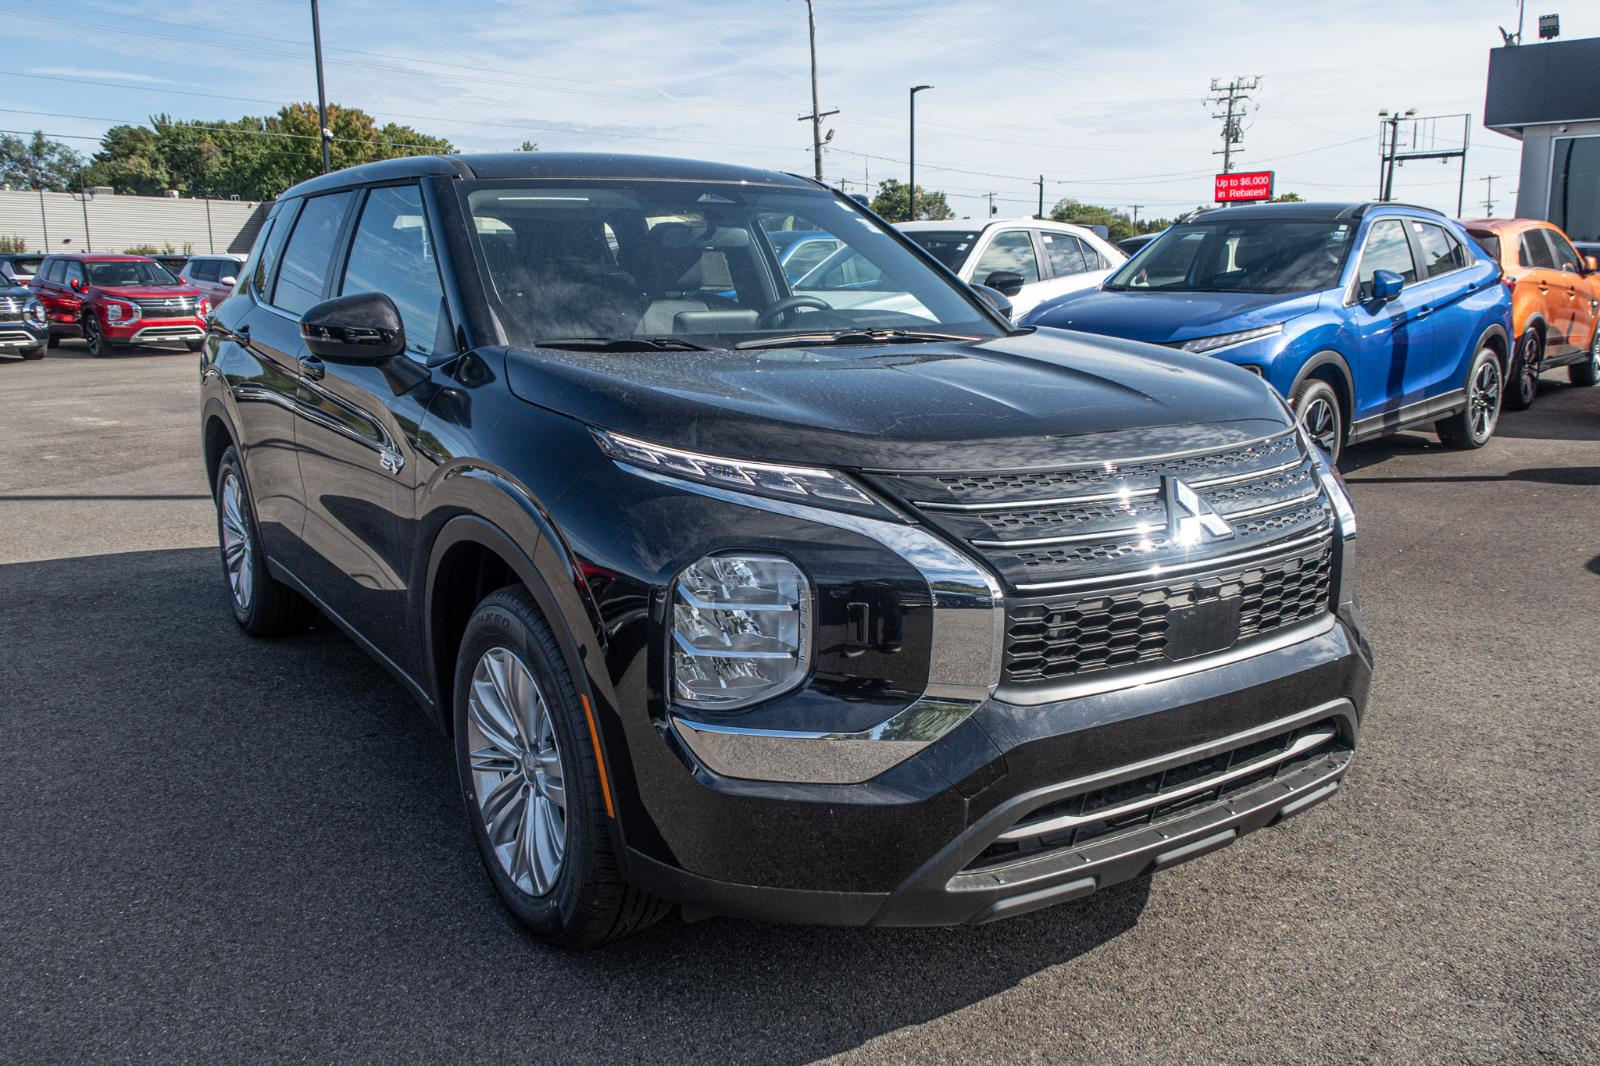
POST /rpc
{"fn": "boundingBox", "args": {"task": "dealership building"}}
[1485,34,1600,241]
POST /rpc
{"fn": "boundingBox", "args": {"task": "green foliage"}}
[0,234,31,253]
[516,141,539,152]
[1047,199,1172,242]
[1271,191,1304,202]
[82,103,456,202]
[123,243,179,255]
[870,179,954,223]
[0,131,86,191]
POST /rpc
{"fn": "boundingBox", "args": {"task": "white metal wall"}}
[0,190,271,255]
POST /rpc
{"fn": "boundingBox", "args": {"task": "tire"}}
[1504,329,1540,411]
[1289,376,1342,463]
[19,344,45,360]
[213,445,317,636]
[1436,346,1503,450]
[453,587,669,948]
[1570,327,1600,387]
[186,338,205,353]
[83,312,114,358]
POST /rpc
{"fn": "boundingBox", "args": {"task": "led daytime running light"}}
[593,428,879,510]
[1180,323,1284,355]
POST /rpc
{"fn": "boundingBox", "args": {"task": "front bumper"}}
[620,614,1371,927]
[103,317,206,344]
[0,323,46,349]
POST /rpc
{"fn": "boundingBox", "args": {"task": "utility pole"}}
[907,85,933,220]
[310,0,332,174]
[984,192,997,217]
[1480,174,1500,216]
[797,1,838,182]
[1128,204,1145,224]
[1034,175,1045,220]
[1207,76,1261,175]
[1377,108,1414,201]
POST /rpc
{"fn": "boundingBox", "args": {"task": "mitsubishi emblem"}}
[1165,478,1233,547]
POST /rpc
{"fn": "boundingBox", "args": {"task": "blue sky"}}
[4,0,1597,219]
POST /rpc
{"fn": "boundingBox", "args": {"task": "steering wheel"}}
[757,295,833,329]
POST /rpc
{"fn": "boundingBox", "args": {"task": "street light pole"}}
[908,84,931,222]
[310,0,332,174]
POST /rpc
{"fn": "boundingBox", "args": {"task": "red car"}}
[31,253,208,356]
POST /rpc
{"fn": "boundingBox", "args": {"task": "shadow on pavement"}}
[0,546,1147,1064]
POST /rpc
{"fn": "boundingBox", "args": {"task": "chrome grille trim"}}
[1012,525,1333,592]
[913,454,1307,513]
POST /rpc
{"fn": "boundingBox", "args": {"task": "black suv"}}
[199,154,1371,947]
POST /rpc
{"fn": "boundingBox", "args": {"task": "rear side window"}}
[974,230,1040,284]
[339,185,450,358]
[271,191,354,316]
[1411,223,1466,277]
[1357,219,1416,298]
[251,205,294,300]
[1041,232,1087,275]
[1520,230,1556,269]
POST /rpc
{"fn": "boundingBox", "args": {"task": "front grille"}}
[1004,540,1332,684]
[864,429,1331,590]
[0,296,23,322]
[132,295,199,317]
[965,718,1348,871]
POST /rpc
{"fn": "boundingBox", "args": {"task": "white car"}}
[177,254,248,305]
[899,219,1126,318]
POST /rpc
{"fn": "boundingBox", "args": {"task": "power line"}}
[1207,76,1262,175]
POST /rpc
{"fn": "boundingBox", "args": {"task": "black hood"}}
[501,327,1291,472]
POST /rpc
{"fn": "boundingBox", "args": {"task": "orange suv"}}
[1463,218,1600,408]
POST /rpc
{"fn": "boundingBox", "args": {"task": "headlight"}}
[103,300,139,323]
[593,427,887,515]
[23,299,45,325]
[671,553,811,710]
[1179,323,1284,355]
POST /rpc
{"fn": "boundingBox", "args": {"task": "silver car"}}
[178,254,248,304]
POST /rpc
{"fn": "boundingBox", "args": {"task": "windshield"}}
[1106,218,1354,294]
[1467,230,1501,260]
[901,230,981,271]
[86,260,180,287]
[7,256,43,278]
[464,181,1000,348]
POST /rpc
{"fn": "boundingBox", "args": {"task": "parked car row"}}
[1014,201,1598,461]
[29,253,210,356]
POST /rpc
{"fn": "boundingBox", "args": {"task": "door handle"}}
[298,355,326,381]
[1415,305,1434,320]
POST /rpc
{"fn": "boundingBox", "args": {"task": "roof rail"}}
[1342,201,1446,219]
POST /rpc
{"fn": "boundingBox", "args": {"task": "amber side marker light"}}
[580,693,616,819]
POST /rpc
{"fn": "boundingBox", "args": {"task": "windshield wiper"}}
[533,336,714,352]
[734,328,978,350]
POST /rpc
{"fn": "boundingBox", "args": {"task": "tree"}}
[1270,191,1304,202]
[870,179,954,222]
[0,131,85,191]
[1049,199,1157,242]
[83,104,455,202]
[516,141,539,152]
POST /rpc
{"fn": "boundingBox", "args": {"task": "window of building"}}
[1550,135,1600,244]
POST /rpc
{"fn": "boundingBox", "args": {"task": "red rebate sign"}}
[1214,170,1275,202]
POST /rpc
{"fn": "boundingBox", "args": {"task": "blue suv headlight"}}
[1180,323,1284,354]
[23,298,45,326]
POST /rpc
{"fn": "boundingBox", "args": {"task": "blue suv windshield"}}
[1106,218,1355,295]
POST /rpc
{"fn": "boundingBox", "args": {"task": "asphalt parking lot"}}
[3,341,1598,1065]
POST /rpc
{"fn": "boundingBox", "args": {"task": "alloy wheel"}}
[1470,354,1501,441]
[219,472,254,610]
[1514,334,1539,406]
[466,646,568,896]
[1300,395,1339,457]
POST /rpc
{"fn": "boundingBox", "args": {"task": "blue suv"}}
[1022,202,1513,462]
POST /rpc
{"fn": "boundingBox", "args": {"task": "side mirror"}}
[1369,269,1404,303]
[1585,256,1599,274]
[300,291,405,362]
[70,277,84,292]
[219,276,237,287]
[971,283,1013,321]
[983,270,1026,297]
